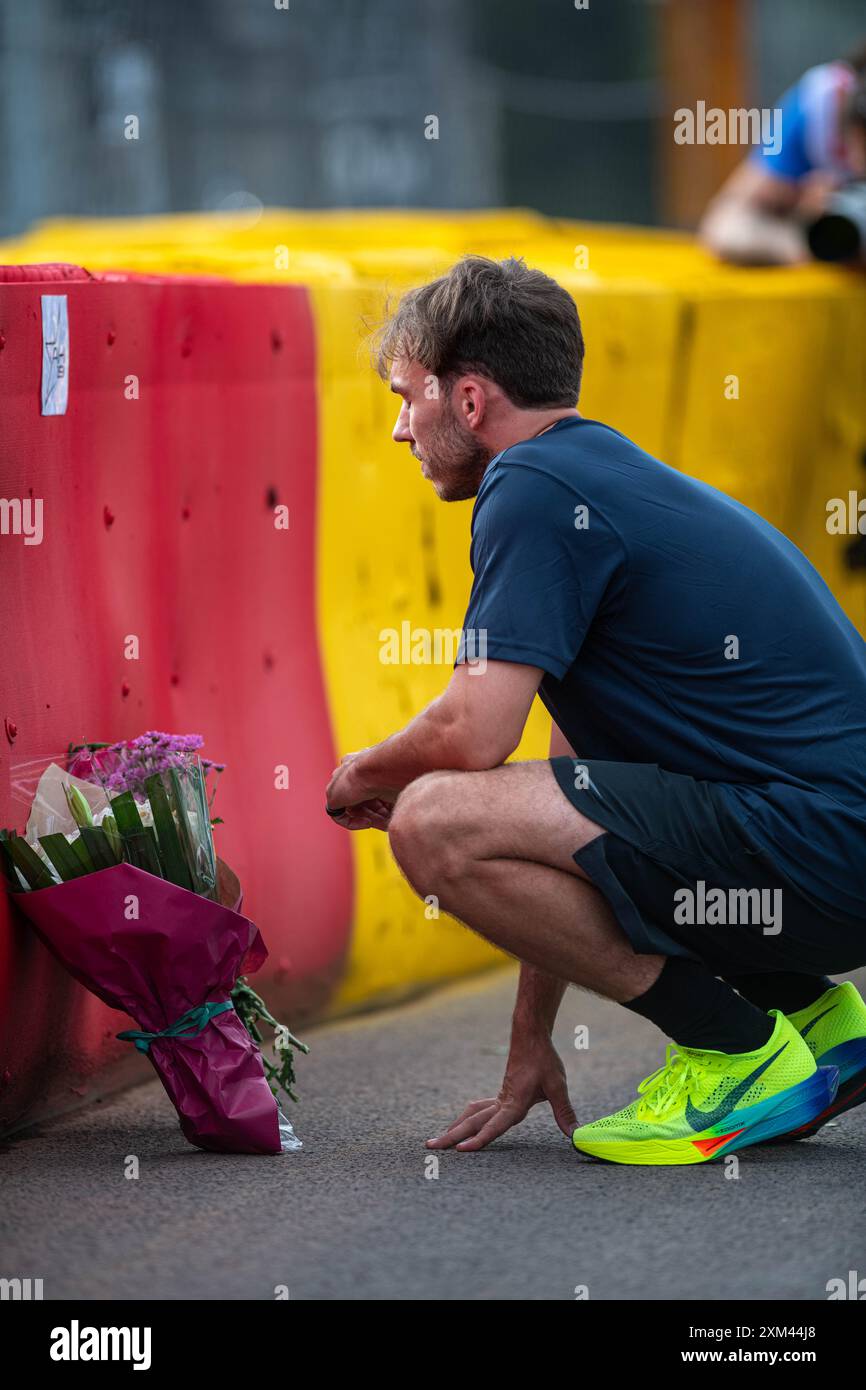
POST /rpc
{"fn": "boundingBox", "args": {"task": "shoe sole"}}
[571,1067,839,1166]
[762,1039,866,1143]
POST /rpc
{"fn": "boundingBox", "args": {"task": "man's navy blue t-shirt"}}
[455,416,866,921]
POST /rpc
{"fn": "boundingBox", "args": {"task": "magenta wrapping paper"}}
[13,862,282,1154]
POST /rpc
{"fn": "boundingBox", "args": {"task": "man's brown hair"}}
[375,255,584,409]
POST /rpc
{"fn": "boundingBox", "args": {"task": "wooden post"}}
[657,0,752,228]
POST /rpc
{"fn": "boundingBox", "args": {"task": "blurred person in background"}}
[700,43,866,265]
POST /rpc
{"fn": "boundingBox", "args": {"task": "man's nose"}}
[392,407,413,444]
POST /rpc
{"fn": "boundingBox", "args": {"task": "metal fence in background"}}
[0,0,864,237]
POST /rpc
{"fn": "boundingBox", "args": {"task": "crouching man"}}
[326,255,866,1166]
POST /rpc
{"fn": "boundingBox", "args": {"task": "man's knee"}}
[388,771,468,890]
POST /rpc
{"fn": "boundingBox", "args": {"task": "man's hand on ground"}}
[426,1032,577,1151]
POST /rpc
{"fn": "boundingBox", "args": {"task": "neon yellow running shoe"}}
[766,981,866,1141]
[571,1011,838,1166]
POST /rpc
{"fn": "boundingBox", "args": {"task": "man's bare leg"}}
[387,760,663,1000]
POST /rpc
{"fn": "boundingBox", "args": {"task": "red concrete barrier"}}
[0,269,353,1132]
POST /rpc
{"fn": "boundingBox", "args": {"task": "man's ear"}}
[461,378,487,429]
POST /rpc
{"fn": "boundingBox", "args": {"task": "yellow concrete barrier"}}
[4,211,864,1010]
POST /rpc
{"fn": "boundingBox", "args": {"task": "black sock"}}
[724,971,835,1015]
[623,957,774,1053]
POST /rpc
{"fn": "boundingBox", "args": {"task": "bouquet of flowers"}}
[1,733,307,1155]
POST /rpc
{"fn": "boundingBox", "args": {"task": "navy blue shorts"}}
[550,756,866,978]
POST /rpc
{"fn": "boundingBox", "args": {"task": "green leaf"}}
[101,814,122,860]
[69,835,96,875]
[135,826,164,878]
[5,835,56,890]
[109,793,164,878]
[109,790,144,836]
[0,832,25,889]
[39,834,89,881]
[79,826,121,871]
[230,976,309,1105]
[145,773,193,891]
[67,741,110,759]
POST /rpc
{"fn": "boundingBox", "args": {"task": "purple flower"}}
[69,731,225,802]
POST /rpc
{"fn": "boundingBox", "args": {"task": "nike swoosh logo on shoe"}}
[800,1004,839,1038]
[685,1043,788,1131]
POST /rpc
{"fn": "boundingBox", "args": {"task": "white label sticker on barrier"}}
[41,294,69,416]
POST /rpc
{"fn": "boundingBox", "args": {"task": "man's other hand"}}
[426,1031,577,1151]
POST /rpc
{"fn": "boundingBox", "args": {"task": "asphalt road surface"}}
[2,967,864,1301]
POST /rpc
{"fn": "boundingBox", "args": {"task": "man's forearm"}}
[511,963,569,1040]
[347,705,466,800]
[701,201,807,265]
[348,693,507,799]
[327,661,541,812]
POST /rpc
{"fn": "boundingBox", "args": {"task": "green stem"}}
[230,976,309,1105]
